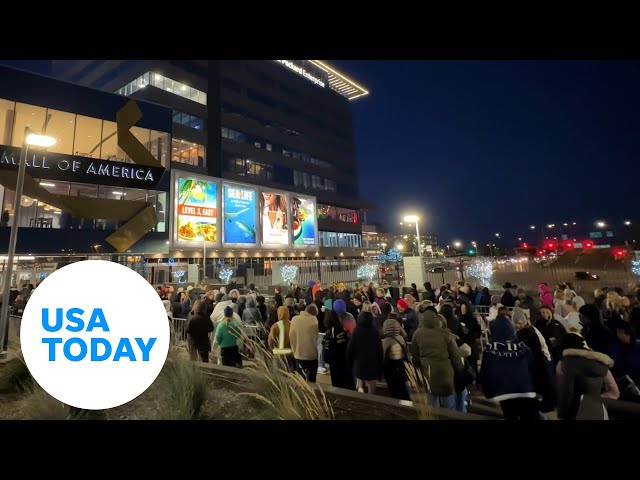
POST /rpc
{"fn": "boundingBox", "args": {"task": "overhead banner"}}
[260,190,289,246]
[223,183,257,245]
[174,175,218,246]
[292,196,317,247]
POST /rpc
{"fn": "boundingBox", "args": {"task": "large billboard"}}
[172,172,219,248]
[291,196,317,247]
[260,190,289,246]
[222,183,257,246]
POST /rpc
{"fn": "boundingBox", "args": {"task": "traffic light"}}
[522,243,529,249]
[546,241,556,250]
[584,240,594,249]
[614,249,626,258]
[564,241,574,249]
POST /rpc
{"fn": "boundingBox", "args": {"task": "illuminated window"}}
[117,72,206,105]
[171,138,205,167]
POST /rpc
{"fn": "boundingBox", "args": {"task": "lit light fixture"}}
[181,85,187,91]
[39,182,55,187]
[625,220,631,226]
[403,215,419,223]
[596,221,606,228]
[26,133,56,147]
[112,191,125,195]
[530,225,535,230]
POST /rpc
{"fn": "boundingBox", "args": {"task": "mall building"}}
[1,61,373,286]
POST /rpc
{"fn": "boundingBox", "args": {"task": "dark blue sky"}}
[333,60,640,246]
[2,60,639,247]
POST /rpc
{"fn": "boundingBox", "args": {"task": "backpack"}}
[382,335,408,367]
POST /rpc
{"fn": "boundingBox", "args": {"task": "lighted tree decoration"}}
[171,270,187,284]
[632,258,640,277]
[374,248,404,264]
[218,267,234,284]
[357,264,378,282]
[467,259,494,286]
[280,264,299,285]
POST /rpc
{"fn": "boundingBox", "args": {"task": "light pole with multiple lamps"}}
[403,215,424,285]
[0,128,56,357]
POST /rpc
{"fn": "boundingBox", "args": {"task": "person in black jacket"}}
[185,300,214,362]
[349,292,364,319]
[422,282,436,303]
[500,282,517,307]
[323,303,355,390]
[579,304,614,355]
[534,305,567,366]
[455,300,482,374]
[273,286,283,308]
[346,306,383,395]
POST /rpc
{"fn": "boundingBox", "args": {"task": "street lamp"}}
[530,225,535,230]
[453,241,462,249]
[495,232,500,237]
[625,220,631,226]
[596,221,606,228]
[1,128,56,357]
[403,214,424,284]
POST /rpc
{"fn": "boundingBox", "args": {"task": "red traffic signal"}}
[584,241,594,249]
[546,241,556,250]
[537,249,545,256]
[614,249,626,258]
[522,243,529,249]
[564,241,574,249]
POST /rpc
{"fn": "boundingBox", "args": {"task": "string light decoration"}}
[632,259,640,276]
[171,270,187,283]
[280,265,299,285]
[218,267,234,284]
[467,259,493,285]
[357,264,378,282]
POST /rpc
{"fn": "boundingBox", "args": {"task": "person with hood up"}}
[242,296,262,325]
[565,289,585,310]
[500,283,517,307]
[185,300,214,363]
[538,283,554,310]
[283,296,297,321]
[479,311,539,420]
[455,299,482,374]
[534,305,567,366]
[268,306,294,371]
[512,307,556,416]
[382,311,409,400]
[397,298,418,338]
[304,281,315,306]
[578,304,614,355]
[290,304,320,382]
[347,303,383,394]
[374,302,393,337]
[488,295,502,321]
[556,333,619,420]
[476,287,492,307]
[410,309,463,409]
[323,299,355,390]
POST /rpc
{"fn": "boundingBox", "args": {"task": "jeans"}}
[317,333,325,369]
[429,394,457,410]
[456,389,469,413]
[296,359,318,383]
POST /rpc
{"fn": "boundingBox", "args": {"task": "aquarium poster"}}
[176,176,218,245]
[223,184,257,245]
[291,196,316,247]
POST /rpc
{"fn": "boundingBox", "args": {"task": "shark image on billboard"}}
[223,184,256,245]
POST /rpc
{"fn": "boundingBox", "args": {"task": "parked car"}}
[574,271,599,280]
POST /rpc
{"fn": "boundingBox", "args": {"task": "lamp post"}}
[1,128,56,357]
[403,215,424,285]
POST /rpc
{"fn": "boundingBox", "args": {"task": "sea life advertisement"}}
[176,177,217,244]
[223,184,257,245]
[292,196,316,246]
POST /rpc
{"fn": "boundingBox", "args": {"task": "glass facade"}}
[1,183,166,232]
[172,110,204,130]
[319,231,362,248]
[224,153,273,181]
[0,97,170,167]
[116,72,207,106]
[171,138,205,167]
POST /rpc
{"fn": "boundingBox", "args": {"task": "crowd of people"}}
[159,278,640,420]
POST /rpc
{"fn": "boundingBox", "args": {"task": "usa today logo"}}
[20,260,170,410]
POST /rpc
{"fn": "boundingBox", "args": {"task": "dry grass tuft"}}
[0,350,32,393]
[238,333,334,420]
[405,361,435,420]
[23,381,86,420]
[156,351,206,420]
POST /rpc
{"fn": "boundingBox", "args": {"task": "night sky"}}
[2,60,639,248]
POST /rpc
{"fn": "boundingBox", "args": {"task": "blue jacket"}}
[479,315,536,402]
[608,339,640,385]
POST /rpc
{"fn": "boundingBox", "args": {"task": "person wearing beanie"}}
[488,295,502,321]
[214,305,243,368]
[290,304,320,382]
[512,307,555,415]
[556,333,619,420]
[478,313,539,420]
[534,305,567,366]
[578,304,614,355]
[410,309,463,409]
[333,299,356,335]
[397,298,418,339]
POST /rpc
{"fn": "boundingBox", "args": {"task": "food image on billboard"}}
[260,191,289,245]
[176,177,217,244]
[223,184,257,245]
[292,196,316,247]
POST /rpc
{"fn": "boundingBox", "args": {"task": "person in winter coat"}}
[534,305,567,366]
[439,303,460,336]
[500,283,517,307]
[264,297,278,332]
[214,306,243,368]
[349,292,364,319]
[538,283,554,310]
[477,287,492,307]
[347,305,383,394]
[374,288,388,310]
[410,309,463,409]
[273,286,284,308]
[556,333,619,420]
[374,302,393,337]
[333,299,356,335]
[290,304,320,382]
[382,312,409,400]
[268,306,294,371]
[397,298,418,338]
[512,307,556,415]
[422,282,437,303]
[478,314,539,420]
[323,300,355,390]
[554,289,567,318]
[488,295,502,321]
[185,300,214,362]
[256,295,267,323]
[455,300,482,374]
[562,300,583,333]
[608,320,640,400]
[283,297,297,321]
[578,304,614,355]
[242,296,263,325]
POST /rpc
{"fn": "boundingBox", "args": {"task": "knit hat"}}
[308,281,315,287]
[511,307,528,325]
[324,299,333,311]
[397,299,409,310]
[223,306,233,318]
[489,315,517,342]
[333,299,347,314]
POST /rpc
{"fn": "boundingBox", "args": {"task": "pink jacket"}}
[538,284,555,309]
